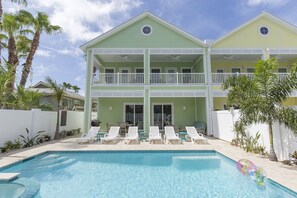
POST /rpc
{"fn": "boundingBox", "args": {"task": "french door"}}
[125,104,143,129]
[153,104,173,129]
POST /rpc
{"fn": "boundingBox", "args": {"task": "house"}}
[80,11,297,134]
[28,81,85,111]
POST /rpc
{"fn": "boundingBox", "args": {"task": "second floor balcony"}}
[212,73,289,84]
[93,73,205,85]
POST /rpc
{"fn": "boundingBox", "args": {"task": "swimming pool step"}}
[20,157,76,173]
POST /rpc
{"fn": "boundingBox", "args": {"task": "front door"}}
[153,104,172,129]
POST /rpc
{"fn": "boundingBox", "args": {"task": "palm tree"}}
[45,76,66,139]
[222,57,297,161]
[2,13,21,92]
[18,10,62,87]
[72,85,80,93]
[0,0,27,63]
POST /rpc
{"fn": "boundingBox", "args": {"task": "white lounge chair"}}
[101,126,120,143]
[164,126,181,144]
[77,126,100,144]
[185,126,208,144]
[149,126,163,143]
[124,126,139,144]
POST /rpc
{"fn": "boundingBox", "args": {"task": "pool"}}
[1,151,296,197]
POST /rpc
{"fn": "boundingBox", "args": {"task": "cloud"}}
[29,0,143,43]
[246,0,290,7]
[36,49,53,57]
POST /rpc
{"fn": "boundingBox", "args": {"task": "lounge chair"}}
[185,126,208,144]
[124,126,139,144]
[164,126,181,144]
[149,126,163,143]
[101,126,120,143]
[77,126,100,144]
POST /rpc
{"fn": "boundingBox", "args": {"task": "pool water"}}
[1,151,296,198]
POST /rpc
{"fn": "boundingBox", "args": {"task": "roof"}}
[80,11,207,52]
[212,11,297,46]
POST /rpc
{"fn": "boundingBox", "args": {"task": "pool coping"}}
[0,138,296,193]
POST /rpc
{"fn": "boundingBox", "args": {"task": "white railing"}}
[150,73,205,84]
[212,73,290,84]
[93,73,144,84]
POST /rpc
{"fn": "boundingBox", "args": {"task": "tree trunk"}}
[54,100,61,139]
[6,35,19,93]
[268,122,278,161]
[19,31,40,87]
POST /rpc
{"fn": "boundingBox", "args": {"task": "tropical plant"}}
[19,128,44,148]
[18,10,62,87]
[72,85,80,93]
[0,61,13,108]
[222,57,297,161]
[45,76,67,139]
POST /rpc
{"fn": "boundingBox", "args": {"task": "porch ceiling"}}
[270,54,297,61]
[211,54,262,61]
[95,54,144,62]
[150,54,201,62]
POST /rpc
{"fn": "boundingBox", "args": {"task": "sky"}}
[4,0,297,96]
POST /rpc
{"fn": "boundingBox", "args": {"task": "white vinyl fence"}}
[0,109,86,148]
[212,110,297,161]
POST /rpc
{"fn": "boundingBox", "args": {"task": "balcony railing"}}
[93,73,144,84]
[150,73,205,84]
[212,73,289,84]
[93,73,205,85]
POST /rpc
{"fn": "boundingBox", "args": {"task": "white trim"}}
[151,103,174,128]
[150,90,207,97]
[150,48,204,54]
[92,48,145,55]
[91,90,144,97]
[211,48,263,54]
[141,25,153,36]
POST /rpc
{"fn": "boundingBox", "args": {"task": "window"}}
[246,68,255,73]
[260,26,269,35]
[278,68,287,73]
[141,25,152,35]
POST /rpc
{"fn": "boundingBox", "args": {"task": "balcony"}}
[150,73,205,84]
[93,73,205,85]
[212,73,289,84]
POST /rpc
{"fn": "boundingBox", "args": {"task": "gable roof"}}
[212,11,297,46]
[80,11,207,52]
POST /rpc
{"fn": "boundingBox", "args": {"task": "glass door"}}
[153,104,172,129]
[105,68,114,84]
[151,68,161,83]
[182,68,191,83]
[136,68,144,83]
[125,104,143,129]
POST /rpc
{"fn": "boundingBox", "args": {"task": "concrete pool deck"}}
[0,137,296,193]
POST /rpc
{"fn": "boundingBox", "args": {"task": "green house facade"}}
[81,11,297,134]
